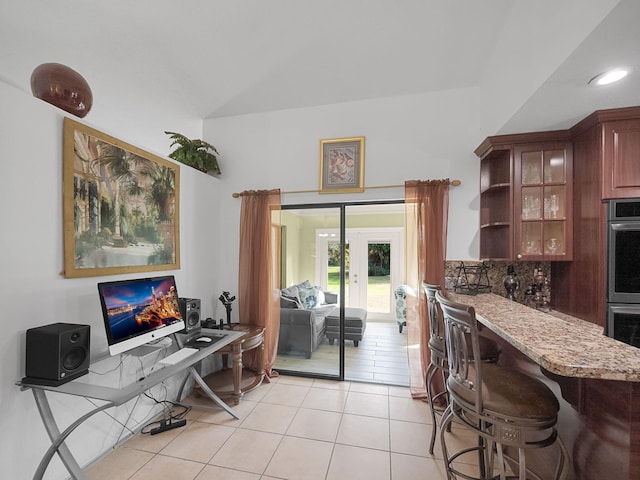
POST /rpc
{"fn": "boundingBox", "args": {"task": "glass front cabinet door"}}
[514,142,573,261]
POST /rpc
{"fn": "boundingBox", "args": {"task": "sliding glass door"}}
[274,202,409,386]
[343,205,408,384]
[275,205,343,377]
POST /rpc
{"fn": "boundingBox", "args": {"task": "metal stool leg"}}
[439,405,456,480]
[425,362,438,454]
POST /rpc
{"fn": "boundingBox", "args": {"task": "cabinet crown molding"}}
[475,130,571,158]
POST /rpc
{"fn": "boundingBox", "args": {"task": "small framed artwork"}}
[319,136,365,193]
[62,117,180,278]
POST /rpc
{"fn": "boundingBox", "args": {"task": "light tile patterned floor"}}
[273,321,410,386]
[86,376,486,480]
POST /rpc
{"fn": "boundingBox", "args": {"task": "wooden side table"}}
[205,324,265,405]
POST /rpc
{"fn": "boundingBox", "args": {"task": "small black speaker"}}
[24,323,90,386]
[179,298,201,333]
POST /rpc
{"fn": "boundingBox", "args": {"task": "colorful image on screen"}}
[100,277,182,343]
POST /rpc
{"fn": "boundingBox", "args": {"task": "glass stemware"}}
[549,194,559,219]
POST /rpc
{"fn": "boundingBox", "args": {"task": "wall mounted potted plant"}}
[165,131,221,175]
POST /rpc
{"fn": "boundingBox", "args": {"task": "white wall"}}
[0,81,223,479]
[0,72,491,480]
[204,86,487,301]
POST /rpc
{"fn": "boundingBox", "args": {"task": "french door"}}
[316,227,404,320]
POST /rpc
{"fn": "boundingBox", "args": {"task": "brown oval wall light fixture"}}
[30,63,93,117]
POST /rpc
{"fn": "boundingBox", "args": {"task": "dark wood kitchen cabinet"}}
[553,106,640,327]
[475,131,573,262]
[475,106,640,326]
[602,117,640,199]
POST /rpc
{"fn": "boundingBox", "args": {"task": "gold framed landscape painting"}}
[319,136,365,193]
[62,118,180,278]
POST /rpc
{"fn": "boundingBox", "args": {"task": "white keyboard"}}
[159,347,198,365]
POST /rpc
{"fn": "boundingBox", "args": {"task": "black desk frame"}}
[18,329,244,480]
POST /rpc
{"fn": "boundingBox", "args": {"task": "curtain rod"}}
[232,179,461,198]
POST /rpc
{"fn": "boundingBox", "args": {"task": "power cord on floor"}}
[139,391,191,435]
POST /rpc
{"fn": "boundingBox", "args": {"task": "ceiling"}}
[1,0,638,134]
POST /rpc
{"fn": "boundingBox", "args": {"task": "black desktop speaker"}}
[24,323,90,386]
[179,298,201,333]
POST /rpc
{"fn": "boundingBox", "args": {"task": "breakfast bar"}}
[449,292,640,480]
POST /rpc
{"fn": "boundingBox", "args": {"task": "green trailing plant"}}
[165,131,221,175]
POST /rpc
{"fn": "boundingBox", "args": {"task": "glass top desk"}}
[17,329,244,480]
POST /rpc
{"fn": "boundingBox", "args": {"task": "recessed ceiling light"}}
[589,68,629,86]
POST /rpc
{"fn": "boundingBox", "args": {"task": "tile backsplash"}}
[444,260,551,307]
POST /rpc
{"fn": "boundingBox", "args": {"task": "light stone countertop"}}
[449,292,640,382]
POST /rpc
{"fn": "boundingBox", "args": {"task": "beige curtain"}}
[405,179,449,399]
[237,189,281,380]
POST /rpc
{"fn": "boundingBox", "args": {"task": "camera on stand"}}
[219,291,236,326]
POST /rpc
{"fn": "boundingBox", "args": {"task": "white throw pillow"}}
[298,286,321,309]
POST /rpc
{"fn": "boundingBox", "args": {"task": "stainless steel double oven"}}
[607,199,640,347]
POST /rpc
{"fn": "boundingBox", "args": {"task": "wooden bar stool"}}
[436,292,568,480]
[423,284,501,454]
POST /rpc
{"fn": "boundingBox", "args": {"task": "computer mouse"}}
[195,336,212,343]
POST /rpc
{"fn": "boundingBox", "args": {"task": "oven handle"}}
[610,222,640,231]
[608,303,640,315]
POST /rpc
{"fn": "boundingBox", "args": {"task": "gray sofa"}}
[278,282,338,359]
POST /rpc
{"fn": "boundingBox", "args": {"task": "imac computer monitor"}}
[98,275,185,356]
